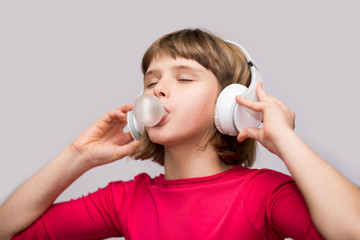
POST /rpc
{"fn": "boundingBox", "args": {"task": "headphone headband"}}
[224,40,259,71]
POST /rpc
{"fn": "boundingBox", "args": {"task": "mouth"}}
[156,113,169,126]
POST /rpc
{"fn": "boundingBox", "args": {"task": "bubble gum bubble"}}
[133,94,167,126]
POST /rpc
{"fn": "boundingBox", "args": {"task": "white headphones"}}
[214,40,263,136]
[127,40,263,140]
[127,108,144,140]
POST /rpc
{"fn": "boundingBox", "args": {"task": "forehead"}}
[145,53,207,74]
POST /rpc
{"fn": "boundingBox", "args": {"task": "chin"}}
[148,130,206,148]
[147,129,187,147]
[147,130,170,145]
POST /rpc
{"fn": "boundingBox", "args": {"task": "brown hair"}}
[130,28,257,167]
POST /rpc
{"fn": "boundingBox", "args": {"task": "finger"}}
[236,96,264,112]
[113,140,140,160]
[116,104,134,124]
[255,82,268,101]
[257,83,285,106]
[256,82,280,104]
[102,104,133,124]
[118,131,135,145]
[115,104,133,114]
[101,110,121,124]
[237,127,260,142]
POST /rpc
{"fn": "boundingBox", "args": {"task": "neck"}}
[163,142,232,180]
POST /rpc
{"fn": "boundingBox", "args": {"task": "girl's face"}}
[143,54,219,147]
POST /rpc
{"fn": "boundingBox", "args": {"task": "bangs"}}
[141,29,224,77]
[140,28,250,90]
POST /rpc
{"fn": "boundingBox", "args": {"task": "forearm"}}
[276,130,360,239]
[0,144,91,239]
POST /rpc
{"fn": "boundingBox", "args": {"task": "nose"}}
[153,79,169,98]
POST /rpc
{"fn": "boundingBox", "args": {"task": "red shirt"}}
[12,165,323,239]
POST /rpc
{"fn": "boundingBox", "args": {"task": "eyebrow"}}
[144,64,204,80]
[144,69,160,80]
[172,65,204,74]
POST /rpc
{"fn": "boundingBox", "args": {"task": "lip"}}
[155,113,169,126]
[153,103,170,126]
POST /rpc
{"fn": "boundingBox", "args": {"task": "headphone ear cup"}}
[214,84,248,136]
[127,110,144,140]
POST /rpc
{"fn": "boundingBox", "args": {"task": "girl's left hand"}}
[235,82,295,156]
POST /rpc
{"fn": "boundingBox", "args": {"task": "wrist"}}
[271,129,298,159]
[65,143,94,171]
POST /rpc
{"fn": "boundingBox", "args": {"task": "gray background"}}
[1,0,359,238]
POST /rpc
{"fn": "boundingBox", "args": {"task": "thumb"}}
[237,127,260,142]
[113,140,140,160]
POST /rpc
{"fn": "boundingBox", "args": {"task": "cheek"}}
[180,93,217,124]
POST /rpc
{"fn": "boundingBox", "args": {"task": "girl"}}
[1,28,359,239]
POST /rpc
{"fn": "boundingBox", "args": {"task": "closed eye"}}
[146,82,157,88]
[178,79,193,82]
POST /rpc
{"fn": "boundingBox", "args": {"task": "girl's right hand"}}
[70,104,139,168]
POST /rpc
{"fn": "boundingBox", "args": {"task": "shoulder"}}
[229,166,293,189]
[241,168,298,207]
[245,168,293,187]
[105,172,160,194]
[89,173,160,214]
